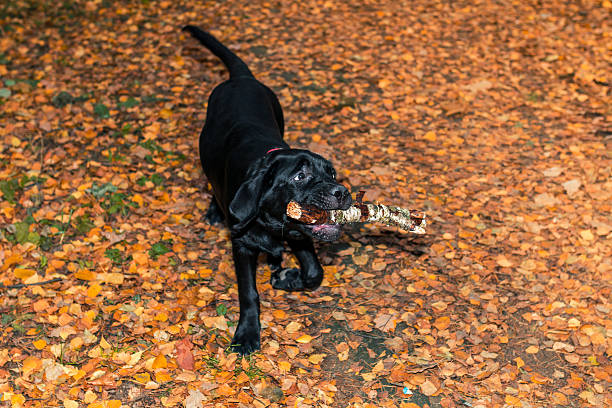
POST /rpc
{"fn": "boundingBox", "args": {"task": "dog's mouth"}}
[304,223,342,242]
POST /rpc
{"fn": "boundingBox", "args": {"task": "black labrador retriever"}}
[183,26,352,354]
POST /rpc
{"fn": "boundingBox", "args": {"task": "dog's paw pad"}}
[271,268,304,291]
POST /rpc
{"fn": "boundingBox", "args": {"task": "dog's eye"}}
[293,172,306,182]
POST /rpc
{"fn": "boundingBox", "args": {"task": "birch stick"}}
[286,193,426,234]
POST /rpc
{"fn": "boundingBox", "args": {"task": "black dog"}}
[183,26,352,354]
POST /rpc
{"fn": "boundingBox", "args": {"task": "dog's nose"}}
[331,185,351,208]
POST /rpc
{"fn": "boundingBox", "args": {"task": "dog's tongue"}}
[312,224,337,232]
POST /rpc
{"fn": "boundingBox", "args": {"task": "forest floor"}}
[0,0,610,407]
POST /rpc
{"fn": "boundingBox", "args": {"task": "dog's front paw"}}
[271,268,305,291]
[230,324,260,355]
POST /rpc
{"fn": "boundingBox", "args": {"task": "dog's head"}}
[228,149,352,241]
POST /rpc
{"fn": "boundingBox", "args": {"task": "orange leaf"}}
[216,383,235,397]
[295,334,313,343]
[87,283,102,298]
[433,316,450,331]
[152,354,167,369]
[419,380,438,396]
[496,255,513,267]
[132,252,148,265]
[423,131,437,142]
[155,371,172,383]
[21,356,42,377]
[14,268,35,280]
[75,269,96,281]
[278,361,292,373]
[132,372,151,384]
[33,339,47,350]
[515,357,525,369]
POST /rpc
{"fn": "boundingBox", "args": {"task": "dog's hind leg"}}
[205,197,225,224]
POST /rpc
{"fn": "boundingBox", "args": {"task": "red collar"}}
[266,147,284,154]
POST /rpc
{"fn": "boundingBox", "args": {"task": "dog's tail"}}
[182,25,253,79]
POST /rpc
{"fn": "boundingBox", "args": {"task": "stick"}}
[286,191,426,234]
[0,277,63,290]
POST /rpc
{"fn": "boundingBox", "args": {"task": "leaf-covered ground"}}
[0,0,610,407]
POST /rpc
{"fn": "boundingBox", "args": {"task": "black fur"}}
[184,25,351,354]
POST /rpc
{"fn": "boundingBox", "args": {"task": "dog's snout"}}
[331,185,352,209]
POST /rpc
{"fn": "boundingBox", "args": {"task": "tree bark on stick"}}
[286,192,426,234]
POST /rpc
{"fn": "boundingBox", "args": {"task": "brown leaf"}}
[175,337,195,371]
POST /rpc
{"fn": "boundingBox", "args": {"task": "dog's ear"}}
[229,157,275,235]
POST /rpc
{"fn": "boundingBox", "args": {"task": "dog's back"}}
[184,26,287,212]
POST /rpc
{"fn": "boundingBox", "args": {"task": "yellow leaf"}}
[216,383,235,397]
[372,360,385,373]
[2,253,22,271]
[11,393,25,405]
[152,354,167,369]
[133,372,151,384]
[505,395,521,406]
[515,357,525,369]
[63,399,79,408]
[423,131,437,142]
[154,312,168,322]
[235,371,250,384]
[70,336,84,350]
[72,369,87,381]
[155,371,172,383]
[525,345,539,354]
[198,268,212,278]
[433,316,450,331]
[132,252,148,265]
[159,108,173,119]
[33,339,47,350]
[83,390,97,404]
[308,354,326,364]
[10,136,21,147]
[132,194,144,207]
[295,334,313,344]
[75,269,96,281]
[361,372,376,381]
[21,356,42,377]
[87,283,102,298]
[496,255,513,267]
[14,268,35,280]
[278,361,292,372]
[106,400,122,408]
[98,273,124,285]
[100,337,112,350]
[579,230,594,241]
[285,321,302,334]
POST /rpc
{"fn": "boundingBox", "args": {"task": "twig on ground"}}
[0,277,63,290]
